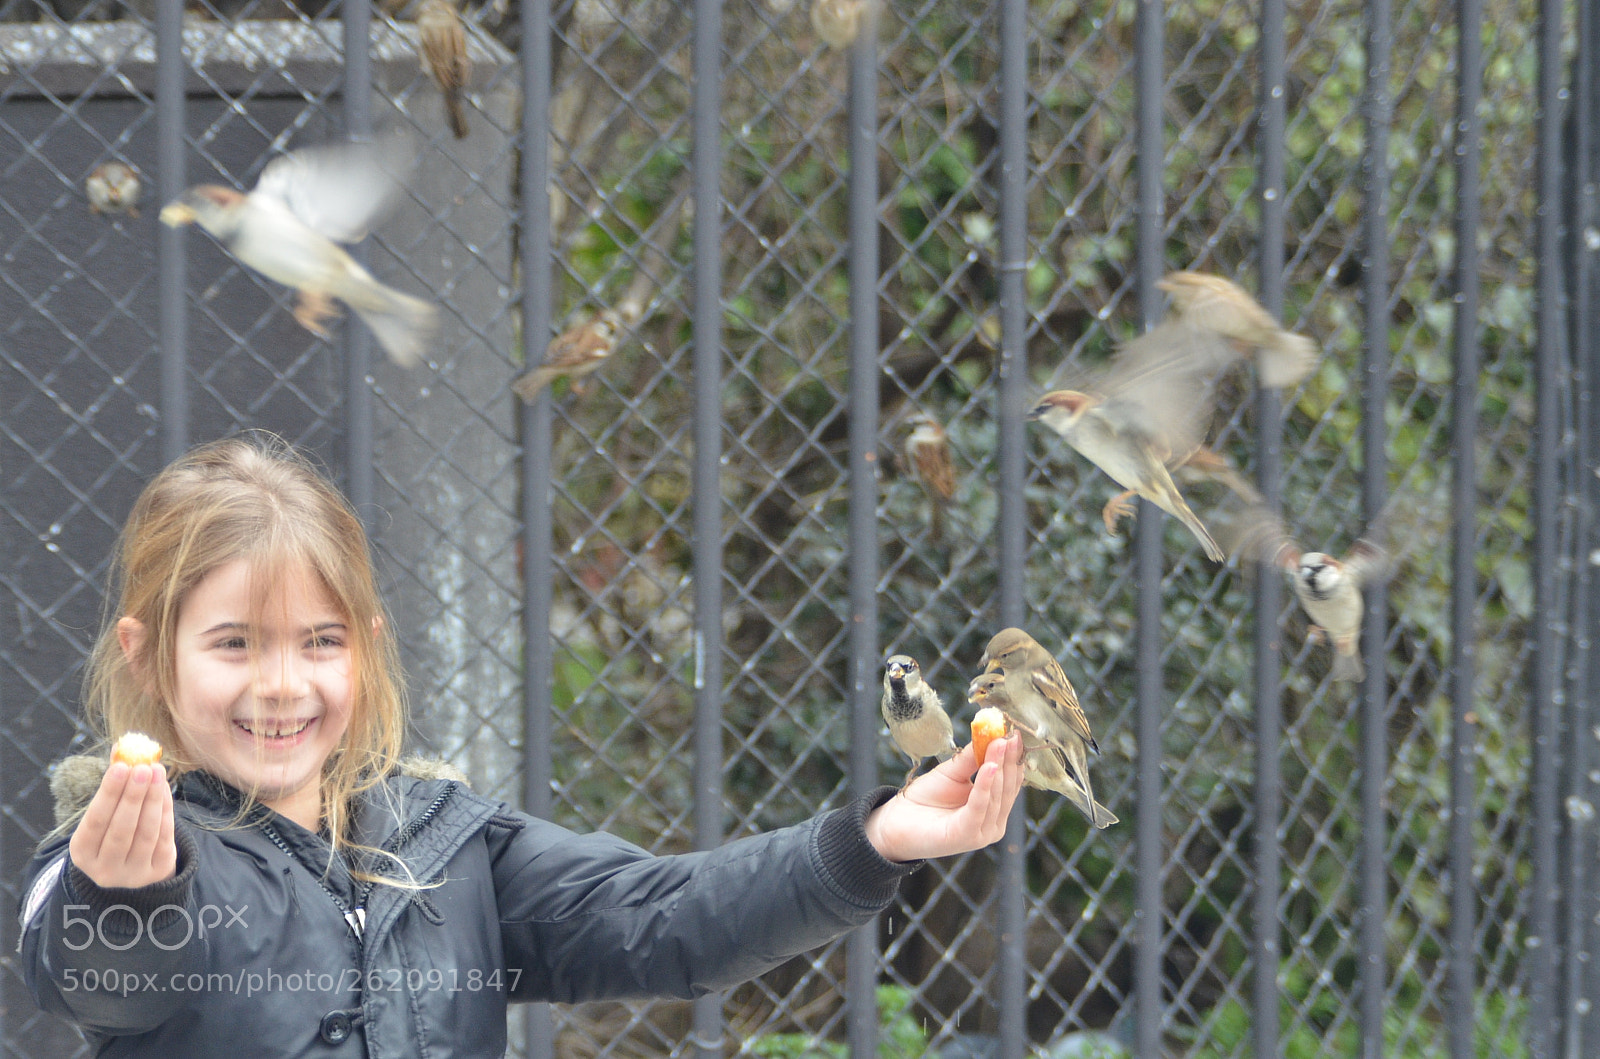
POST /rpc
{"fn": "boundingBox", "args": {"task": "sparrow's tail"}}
[512,367,557,403]
[1331,647,1365,682]
[444,89,470,139]
[1258,329,1318,389]
[351,284,438,368]
[1147,468,1226,561]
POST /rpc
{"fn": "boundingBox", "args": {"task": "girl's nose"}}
[254,647,312,699]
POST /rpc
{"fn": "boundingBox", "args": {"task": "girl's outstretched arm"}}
[862,732,1026,862]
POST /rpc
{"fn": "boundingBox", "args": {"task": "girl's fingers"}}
[130,767,171,872]
[97,764,156,868]
[153,783,177,879]
[70,762,132,864]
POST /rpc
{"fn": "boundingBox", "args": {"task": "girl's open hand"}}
[863,733,1025,862]
[69,762,177,889]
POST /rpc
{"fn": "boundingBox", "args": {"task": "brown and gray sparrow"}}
[1157,270,1318,388]
[968,671,1117,828]
[978,628,1115,829]
[159,139,436,367]
[1226,506,1394,681]
[904,411,956,541]
[87,161,141,217]
[417,0,470,139]
[512,309,620,402]
[881,654,957,786]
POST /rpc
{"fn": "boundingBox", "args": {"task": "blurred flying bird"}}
[1157,270,1318,388]
[159,138,436,367]
[811,0,865,48]
[1224,505,1394,682]
[512,309,620,402]
[417,0,471,139]
[968,671,1117,828]
[880,654,957,786]
[978,628,1115,829]
[86,161,141,217]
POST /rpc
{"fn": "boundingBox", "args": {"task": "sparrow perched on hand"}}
[417,0,470,139]
[159,140,437,367]
[968,672,1117,828]
[1225,506,1394,681]
[881,654,957,786]
[512,309,620,402]
[904,412,956,541]
[86,161,141,217]
[1157,270,1318,388]
[979,628,1115,829]
[811,0,865,48]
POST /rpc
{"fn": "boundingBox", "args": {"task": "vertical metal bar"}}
[1573,0,1600,1047]
[156,0,186,463]
[519,0,555,1053]
[342,0,374,514]
[691,1,726,1055]
[1530,0,1567,1048]
[1448,0,1483,1052]
[1574,0,1600,1043]
[996,0,1029,1054]
[1358,0,1391,1051]
[1251,0,1287,1051]
[844,3,881,1055]
[1134,0,1165,1056]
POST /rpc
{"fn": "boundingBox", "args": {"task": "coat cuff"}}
[66,822,198,939]
[811,786,921,910]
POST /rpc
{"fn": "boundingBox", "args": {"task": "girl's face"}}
[164,558,354,828]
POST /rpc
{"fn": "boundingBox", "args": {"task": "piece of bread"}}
[969,707,1008,766]
[109,731,163,767]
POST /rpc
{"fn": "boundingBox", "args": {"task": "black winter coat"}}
[20,767,914,1057]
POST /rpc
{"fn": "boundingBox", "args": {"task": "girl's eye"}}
[217,636,248,651]
[309,634,346,651]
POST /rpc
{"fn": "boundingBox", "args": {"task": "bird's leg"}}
[902,759,922,789]
[293,291,340,338]
[1102,491,1138,535]
[1306,624,1327,645]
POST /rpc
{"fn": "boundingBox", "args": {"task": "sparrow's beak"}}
[1024,403,1046,421]
[159,201,197,227]
[887,663,904,681]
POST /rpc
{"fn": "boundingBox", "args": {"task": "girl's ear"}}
[117,617,147,678]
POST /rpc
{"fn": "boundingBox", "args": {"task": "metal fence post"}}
[342,0,374,518]
[157,0,186,463]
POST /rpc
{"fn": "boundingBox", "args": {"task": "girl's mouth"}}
[234,718,314,742]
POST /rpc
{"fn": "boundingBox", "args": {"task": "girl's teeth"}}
[239,719,311,738]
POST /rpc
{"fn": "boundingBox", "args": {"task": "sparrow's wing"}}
[1343,538,1395,586]
[1094,320,1239,458]
[254,139,412,243]
[911,436,956,499]
[1030,658,1096,747]
[1216,503,1302,569]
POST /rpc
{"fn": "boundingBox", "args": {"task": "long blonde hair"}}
[82,432,407,855]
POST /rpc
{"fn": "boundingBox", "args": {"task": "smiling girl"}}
[21,433,1023,1057]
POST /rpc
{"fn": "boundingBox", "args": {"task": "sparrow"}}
[86,161,141,217]
[811,0,865,48]
[904,412,956,541]
[512,309,621,402]
[979,628,1115,829]
[968,671,1117,828]
[1225,506,1394,681]
[417,0,471,140]
[1157,270,1318,389]
[159,140,437,367]
[881,654,957,786]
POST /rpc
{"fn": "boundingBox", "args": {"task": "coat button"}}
[319,1010,354,1044]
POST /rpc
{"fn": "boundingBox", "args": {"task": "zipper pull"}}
[344,908,366,940]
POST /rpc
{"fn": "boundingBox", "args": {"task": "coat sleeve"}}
[17,825,203,1034]
[489,788,918,1003]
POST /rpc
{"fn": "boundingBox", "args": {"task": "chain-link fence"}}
[3,0,1597,1055]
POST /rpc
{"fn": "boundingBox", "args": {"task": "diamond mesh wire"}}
[0,0,1577,1055]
